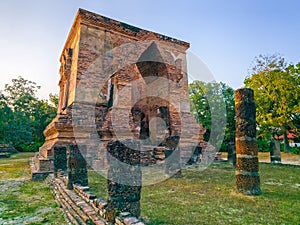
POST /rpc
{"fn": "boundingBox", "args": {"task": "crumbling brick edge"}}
[45,174,145,225]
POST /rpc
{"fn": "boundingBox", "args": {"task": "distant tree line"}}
[189,54,300,154]
[0,76,58,152]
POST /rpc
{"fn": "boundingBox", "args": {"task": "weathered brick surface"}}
[235,174,261,195]
[54,146,67,175]
[235,88,262,195]
[47,175,145,225]
[236,157,259,172]
[107,140,142,217]
[67,145,88,189]
[235,139,258,155]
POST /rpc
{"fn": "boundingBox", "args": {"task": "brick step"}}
[46,175,145,225]
[51,179,92,224]
[55,189,84,225]
[54,178,104,225]
[46,176,83,225]
[73,185,108,218]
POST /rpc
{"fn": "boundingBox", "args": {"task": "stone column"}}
[164,135,181,177]
[270,138,281,164]
[227,142,236,167]
[106,140,142,221]
[54,146,67,177]
[67,145,88,190]
[235,88,262,195]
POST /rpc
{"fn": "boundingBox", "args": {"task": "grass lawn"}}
[89,161,300,225]
[1,153,300,224]
[140,163,300,224]
[0,153,67,225]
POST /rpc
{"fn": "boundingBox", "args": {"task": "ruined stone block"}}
[54,146,67,176]
[67,145,88,189]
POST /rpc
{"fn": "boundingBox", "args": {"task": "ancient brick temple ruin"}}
[31,8,206,222]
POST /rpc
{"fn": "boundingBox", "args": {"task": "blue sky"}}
[1,0,300,99]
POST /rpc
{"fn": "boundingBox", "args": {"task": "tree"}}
[189,81,235,151]
[49,93,59,108]
[4,76,40,107]
[0,77,57,151]
[291,113,300,132]
[0,93,14,144]
[244,54,300,152]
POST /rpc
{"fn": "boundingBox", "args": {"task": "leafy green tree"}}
[291,113,300,132]
[0,76,57,151]
[189,81,235,151]
[49,93,59,108]
[4,76,40,107]
[0,93,15,144]
[30,98,57,147]
[244,54,300,152]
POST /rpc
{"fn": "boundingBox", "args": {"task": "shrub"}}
[257,138,271,152]
[291,146,300,155]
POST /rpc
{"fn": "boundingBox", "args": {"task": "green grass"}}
[88,170,108,199]
[89,162,300,225]
[0,153,66,224]
[141,163,300,224]
[1,153,300,224]
[0,152,34,180]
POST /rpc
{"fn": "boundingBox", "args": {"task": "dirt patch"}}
[221,152,300,166]
[0,179,25,195]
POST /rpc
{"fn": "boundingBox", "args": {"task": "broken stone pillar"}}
[201,144,216,166]
[164,135,181,177]
[235,88,262,195]
[106,140,142,220]
[270,138,281,164]
[54,146,67,177]
[67,145,88,189]
[227,142,236,167]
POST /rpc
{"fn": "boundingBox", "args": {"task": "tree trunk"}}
[283,126,291,153]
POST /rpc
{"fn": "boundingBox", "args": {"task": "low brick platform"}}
[0,144,18,158]
[46,175,145,225]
